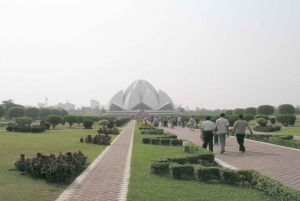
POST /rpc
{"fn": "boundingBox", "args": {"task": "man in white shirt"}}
[201,116,215,152]
[215,113,229,153]
[190,116,196,131]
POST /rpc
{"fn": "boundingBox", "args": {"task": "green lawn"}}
[127,126,277,201]
[0,121,118,201]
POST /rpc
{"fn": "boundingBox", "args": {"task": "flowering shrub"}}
[15,151,87,182]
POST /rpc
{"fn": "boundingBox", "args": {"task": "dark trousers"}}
[236,134,245,151]
[202,131,213,152]
[214,134,218,144]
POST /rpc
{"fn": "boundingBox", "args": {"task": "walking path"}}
[56,121,135,201]
[163,125,300,191]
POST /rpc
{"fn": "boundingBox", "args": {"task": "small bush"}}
[150,138,160,145]
[170,164,195,179]
[83,119,93,129]
[195,166,220,181]
[142,138,151,144]
[160,138,171,145]
[171,139,182,146]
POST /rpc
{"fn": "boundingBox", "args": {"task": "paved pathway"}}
[163,125,300,191]
[56,121,135,201]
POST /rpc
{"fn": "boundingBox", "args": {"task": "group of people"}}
[145,115,197,130]
[201,113,253,153]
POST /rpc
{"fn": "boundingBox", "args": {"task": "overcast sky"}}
[1,0,299,110]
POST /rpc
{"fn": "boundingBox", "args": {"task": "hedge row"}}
[6,124,46,133]
[245,134,300,149]
[141,130,164,135]
[143,138,183,146]
[150,155,300,201]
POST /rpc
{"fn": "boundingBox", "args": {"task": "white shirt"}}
[202,120,215,131]
[215,117,229,134]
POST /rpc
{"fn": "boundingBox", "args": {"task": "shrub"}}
[25,107,40,119]
[254,114,270,121]
[233,108,244,115]
[276,114,296,126]
[224,110,233,116]
[43,122,50,130]
[170,164,195,179]
[15,116,33,126]
[278,104,295,114]
[63,115,78,128]
[0,106,5,119]
[253,125,281,132]
[270,117,276,124]
[45,115,63,129]
[171,139,182,146]
[150,138,160,145]
[256,118,267,127]
[39,108,51,120]
[228,115,238,126]
[83,119,93,129]
[8,107,25,119]
[195,166,220,181]
[98,120,110,128]
[244,107,257,115]
[142,138,151,144]
[51,109,62,116]
[257,105,274,115]
[243,114,254,122]
[150,161,170,174]
[160,138,171,145]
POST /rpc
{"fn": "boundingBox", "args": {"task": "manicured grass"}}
[127,126,277,201]
[0,121,118,201]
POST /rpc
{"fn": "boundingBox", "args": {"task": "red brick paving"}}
[163,125,300,191]
[56,121,135,201]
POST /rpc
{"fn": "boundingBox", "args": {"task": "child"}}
[214,130,218,145]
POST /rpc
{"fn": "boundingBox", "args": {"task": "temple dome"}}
[105,79,179,111]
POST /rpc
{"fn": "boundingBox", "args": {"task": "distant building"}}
[90,99,100,109]
[52,102,75,111]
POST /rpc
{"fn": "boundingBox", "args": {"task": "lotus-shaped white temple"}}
[105,79,180,111]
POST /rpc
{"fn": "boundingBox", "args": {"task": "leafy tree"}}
[63,115,78,128]
[40,108,52,120]
[61,109,68,117]
[25,107,40,119]
[244,107,257,115]
[15,116,33,125]
[233,108,244,115]
[0,106,5,119]
[224,110,233,116]
[45,115,62,129]
[52,109,62,116]
[77,116,84,126]
[257,105,274,115]
[8,107,25,119]
[228,115,238,126]
[276,114,296,126]
[243,114,254,122]
[277,104,295,114]
[98,120,110,128]
[2,100,24,119]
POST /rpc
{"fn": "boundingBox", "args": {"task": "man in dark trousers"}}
[201,116,215,152]
[232,115,253,153]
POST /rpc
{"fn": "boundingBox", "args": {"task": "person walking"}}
[201,116,215,152]
[181,116,185,128]
[170,116,176,129]
[177,116,181,127]
[189,116,196,131]
[215,113,229,153]
[232,115,253,153]
[160,116,164,127]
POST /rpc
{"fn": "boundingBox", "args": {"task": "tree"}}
[8,107,25,119]
[52,109,62,116]
[243,114,254,122]
[45,115,62,129]
[244,107,257,115]
[61,109,68,117]
[77,116,84,126]
[25,107,40,119]
[224,110,233,116]
[2,100,24,119]
[0,106,5,119]
[98,120,110,128]
[15,116,33,125]
[277,104,295,114]
[83,119,93,129]
[40,108,51,120]
[63,115,78,128]
[257,105,274,115]
[233,108,244,115]
[276,114,296,126]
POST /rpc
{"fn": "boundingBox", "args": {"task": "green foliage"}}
[276,114,296,126]
[39,108,51,120]
[15,151,87,182]
[253,125,281,132]
[233,108,244,115]
[15,116,33,125]
[142,138,151,144]
[107,119,115,128]
[51,109,62,116]
[98,120,110,128]
[25,107,40,119]
[278,104,295,114]
[224,109,233,116]
[257,105,274,115]
[45,115,62,129]
[60,109,68,117]
[244,107,257,115]
[254,114,270,121]
[270,117,276,124]
[0,106,5,119]
[228,115,238,126]
[170,164,195,179]
[1,100,24,118]
[63,115,78,128]
[43,122,50,130]
[6,124,46,133]
[243,114,254,122]
[84,134,111,145]
[195,166,220,181]
[8,107,25,119]
[77,116,84,126]
[256,118,267,127]
[83,119,93,129]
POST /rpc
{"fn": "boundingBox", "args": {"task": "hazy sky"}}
[1,0,300,110]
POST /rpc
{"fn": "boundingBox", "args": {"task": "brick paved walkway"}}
[163,125,300,191]
[56,121,135,201]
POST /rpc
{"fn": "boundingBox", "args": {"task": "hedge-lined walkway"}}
[56,121,135,201]
[163,125,300,191]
